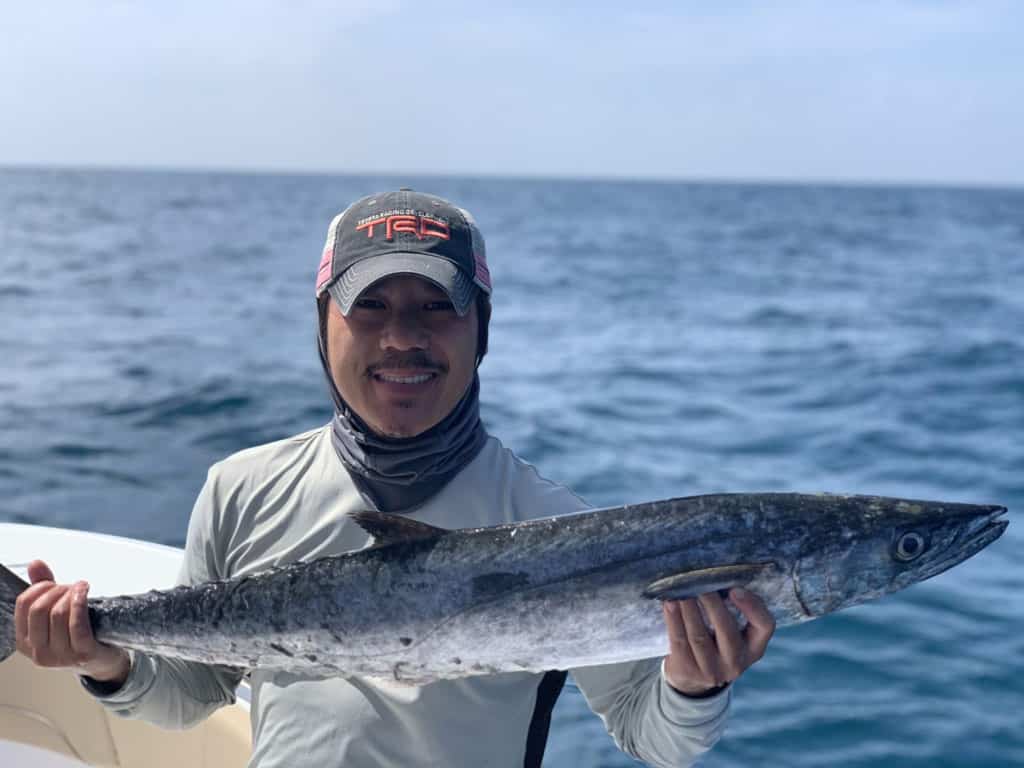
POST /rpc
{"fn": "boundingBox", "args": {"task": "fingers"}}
[679,598,723,684]
[662,601,698,671]
[15,580,58,655]
[28,560,55,584]
[730,587,776,663]
[14,576,101,670]
[661,589,777,695]
[69,582,99,662]
[49,589,75,662]
[26,584,71,665]
[699,592,746,679]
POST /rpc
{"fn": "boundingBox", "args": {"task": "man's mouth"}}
[373,372,437,385]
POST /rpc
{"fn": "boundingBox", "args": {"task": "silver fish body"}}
[0,493,1008,684]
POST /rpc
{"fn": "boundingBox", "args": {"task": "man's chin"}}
[371,413,439,440]
[379,426,422,439]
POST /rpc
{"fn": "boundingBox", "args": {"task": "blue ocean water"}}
[1,168,1021,766]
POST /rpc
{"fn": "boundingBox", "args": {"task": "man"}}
[16,189,775,767]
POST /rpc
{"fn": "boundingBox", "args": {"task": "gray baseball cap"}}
[315,189,492,316]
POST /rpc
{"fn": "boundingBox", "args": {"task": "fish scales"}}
[0,493,1008,684]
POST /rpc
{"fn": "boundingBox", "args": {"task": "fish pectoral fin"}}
[642,563,775,601]
[349,511,449,547]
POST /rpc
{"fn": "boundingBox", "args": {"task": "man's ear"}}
[475,294,491,366]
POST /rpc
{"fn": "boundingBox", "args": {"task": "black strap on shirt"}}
[524,669,568,768]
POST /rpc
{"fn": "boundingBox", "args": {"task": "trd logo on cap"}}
[356,213,451,241]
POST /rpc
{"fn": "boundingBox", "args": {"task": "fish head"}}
[792,497,1008,618]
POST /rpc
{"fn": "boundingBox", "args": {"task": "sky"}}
[2,1,1022,186]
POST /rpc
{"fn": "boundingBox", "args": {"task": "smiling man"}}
[17,190,774,767]
[330,275,476,437]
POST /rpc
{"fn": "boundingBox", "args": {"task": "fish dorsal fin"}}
[642,563,776,601]
[349,511,449,547]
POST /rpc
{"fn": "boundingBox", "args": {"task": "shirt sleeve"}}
[82,466,245,728]
[571,658,730,768]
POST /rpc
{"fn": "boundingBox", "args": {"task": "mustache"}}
[367,353,447,375]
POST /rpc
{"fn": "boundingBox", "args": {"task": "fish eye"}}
[894,531,927,562]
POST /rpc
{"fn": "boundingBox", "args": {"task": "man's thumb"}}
[27,560,55,584]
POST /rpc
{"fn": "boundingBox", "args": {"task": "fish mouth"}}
[960,505,1009,553]
[918,505,1008,581]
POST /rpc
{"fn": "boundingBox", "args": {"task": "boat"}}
[0,523,251,767]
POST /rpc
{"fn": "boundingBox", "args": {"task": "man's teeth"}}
[376,373,434,384]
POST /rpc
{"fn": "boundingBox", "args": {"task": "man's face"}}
[325,274,478,439]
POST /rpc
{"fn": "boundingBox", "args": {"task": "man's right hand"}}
[14,559,131,686]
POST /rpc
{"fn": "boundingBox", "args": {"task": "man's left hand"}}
[661,588,776,697]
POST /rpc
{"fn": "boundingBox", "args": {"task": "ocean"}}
[1,167,1021,766]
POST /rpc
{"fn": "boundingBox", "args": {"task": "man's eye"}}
[425,301,455,312]
[354,298,385,310]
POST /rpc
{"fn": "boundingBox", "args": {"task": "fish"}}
[0,493,1008,684]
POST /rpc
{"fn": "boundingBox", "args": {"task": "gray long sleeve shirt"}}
[91,427,730,767]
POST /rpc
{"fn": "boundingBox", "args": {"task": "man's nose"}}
[380,310,428,351]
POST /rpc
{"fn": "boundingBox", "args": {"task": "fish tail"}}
[0,563,30,663]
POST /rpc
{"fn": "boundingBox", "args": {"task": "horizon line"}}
[1,160,1022,194]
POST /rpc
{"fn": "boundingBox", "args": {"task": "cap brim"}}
[327,253,477,316]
